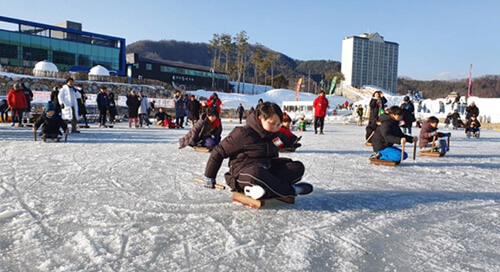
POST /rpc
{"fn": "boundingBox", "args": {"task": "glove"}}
[204,176,215,189]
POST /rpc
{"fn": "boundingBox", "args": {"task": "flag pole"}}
[466,64,473,104]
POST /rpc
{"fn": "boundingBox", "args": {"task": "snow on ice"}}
[0,115,499,271]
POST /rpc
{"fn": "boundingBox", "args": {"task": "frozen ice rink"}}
[1,121,499,271]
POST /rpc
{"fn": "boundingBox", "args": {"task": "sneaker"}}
[369,152,381,160]
[244,185,266,200]
[292,182,313,195]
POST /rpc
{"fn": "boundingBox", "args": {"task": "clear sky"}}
[1,0,498,80]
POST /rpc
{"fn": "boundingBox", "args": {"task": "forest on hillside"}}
[126,38,341,92]
[127,39,499,98]
[397,76,500,99]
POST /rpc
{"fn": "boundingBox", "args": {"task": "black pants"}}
[176,116,184,127]
[236,159,304,198]
[11,109,23,125]
[314,116,324,133]
[71,107,77,132]
[1,109,8,122]
[98,108,107,126]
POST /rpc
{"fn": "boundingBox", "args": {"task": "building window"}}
[0,43,17,58]
[146,63,152,70]
[22,46,47,61]
[53,51,75,65]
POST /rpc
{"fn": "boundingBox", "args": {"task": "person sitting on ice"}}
[278,112,301,148]
[179,107,222,149]
[202,102,313,200]
[450,109,464,129]
[419,116,450,154]
[370,106,417,162]
[154,108,168,126]
[33,102,68,139]
[464,115,481,137]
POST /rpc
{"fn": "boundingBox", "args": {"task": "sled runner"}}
[193,178,295,209]
[279,147,297,152]
[232,192,295,209]
[369,159,400,166]
[78,125,90,128]
[194,177,225,190]
[194,146,212,153]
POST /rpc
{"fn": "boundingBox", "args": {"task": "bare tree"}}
[220,34,233,76]
[209,34,221,71]
[234,31,249,93]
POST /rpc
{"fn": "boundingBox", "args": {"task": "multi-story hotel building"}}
[341,33,398,92]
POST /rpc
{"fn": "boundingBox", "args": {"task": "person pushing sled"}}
[370,106,417,165]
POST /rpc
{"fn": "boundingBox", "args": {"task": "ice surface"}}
[0,121,499,271]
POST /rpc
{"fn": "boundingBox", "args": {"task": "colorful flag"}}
[295,77,303,101]
[329,75,338,96]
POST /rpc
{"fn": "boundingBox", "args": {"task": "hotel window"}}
[146,63,152,70]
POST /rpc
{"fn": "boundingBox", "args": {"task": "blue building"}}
[0,15,126,75]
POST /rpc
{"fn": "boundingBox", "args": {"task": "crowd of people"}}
[3,82,486,202]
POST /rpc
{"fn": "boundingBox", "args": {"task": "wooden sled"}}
[232,192,295,209]
[420,135,449,157]
[420,151,444,157]
[78,125,90,128]
[279,147,297,152]
[365,142,373,147]
[194,146,212,153]
[369,159,400,166]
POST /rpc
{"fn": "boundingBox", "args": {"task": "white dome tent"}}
[33,60,59,78]
[88,65,110,81]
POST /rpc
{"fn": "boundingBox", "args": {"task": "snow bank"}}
[189,89,348,109]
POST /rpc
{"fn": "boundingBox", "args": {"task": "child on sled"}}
[370,106,417,162]
[278,112,301,148]
[419,116,450,154]
[297,114,307,131]
[202,102,312,200]
[464,115,481,138]
[33,102,68,139]
[179,107,222,149]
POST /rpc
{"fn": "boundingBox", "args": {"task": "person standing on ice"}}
[370,106,417,162]
[366,91,387,142]
[57,78,80,133]
[465,101,479,121]
[206,92,222,115]
[126,90,140,128]
[187,94,201,125]
[236,103,244,124]
[400,96,415,135]
[7,83,27,127]
[202,102,313,200]
[138,91,151,128]
[313,90,328,134]
[96,86,109,128]
[174,90,185,128]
